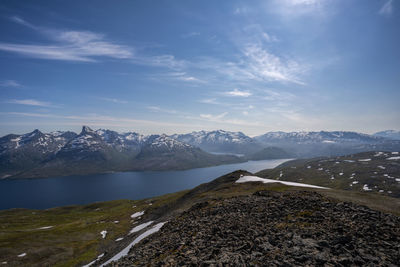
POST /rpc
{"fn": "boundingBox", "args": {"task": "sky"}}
[0,0,399,136]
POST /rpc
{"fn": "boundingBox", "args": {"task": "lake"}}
[0,159,290,210]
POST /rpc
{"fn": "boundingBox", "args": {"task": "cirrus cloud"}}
[6,99,54,107]
[0,17,133,62]
[224,88,252,97]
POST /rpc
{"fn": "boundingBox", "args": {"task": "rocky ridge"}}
[112,191,400,266]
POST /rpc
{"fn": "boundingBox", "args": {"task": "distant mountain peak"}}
[81,126,94,135]
[23,129,43,139]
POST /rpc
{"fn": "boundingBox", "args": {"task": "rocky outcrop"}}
[112,191,400,266]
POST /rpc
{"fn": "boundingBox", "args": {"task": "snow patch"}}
[17,253,26,257]
[377,165,386,170]
[392,152,399,155]
[387,156,400,160]
[37,226,53,230]
[115,237,124,242]
[235,176,328,189]
[362,184,372,191]
[100,222,166,266]
[129,221,154,235]
[82,253,105,267]
[358,159,371,162]
[131,211,144,218]
[100,230,107,239]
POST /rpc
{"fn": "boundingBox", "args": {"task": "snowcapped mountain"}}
[374,130,400,140]
[0,129,77,178]
[171,130,259,154]
[255,131,383,144]
[95,129,146,152]
[133,133,242,171]
[0,129,76,155]
[1,127,400,178]
[1,126,244,178]
[254,131,399,158]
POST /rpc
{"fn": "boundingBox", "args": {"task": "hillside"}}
[1,169,399,266]
[256,151,400,198]
[248,146,292,161]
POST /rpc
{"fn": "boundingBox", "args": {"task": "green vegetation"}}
[0,191,188,267]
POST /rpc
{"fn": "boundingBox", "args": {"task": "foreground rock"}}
[112,191,400,266]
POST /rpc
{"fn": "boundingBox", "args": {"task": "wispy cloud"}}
[167,72,204,82]
[181,32,200,38]
[192,43,306,85]
[0,80,21,87]
[98,97,128,104]
[200,112,228,120]
[242,44,306,85]
[147,106,177,114]
[224,88,252,97]
[0,17,133,62]
[241,24,279,43]
[1,112,189,128]
[10,16,37,29]
[198,98,222,105]
[271,0,327,17]
[263,89,296,101]
[199,112,261,127]
[379,0,393,16]
[132,55,186,70]
[234,7,249,15]
[149,71,204,84]
[6,99,54,107]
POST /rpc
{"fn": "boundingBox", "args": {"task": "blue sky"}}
[0,0,399,136]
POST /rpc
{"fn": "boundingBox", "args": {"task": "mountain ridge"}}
[1,127,400,179]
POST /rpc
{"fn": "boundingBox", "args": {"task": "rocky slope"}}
[113,190,400,266]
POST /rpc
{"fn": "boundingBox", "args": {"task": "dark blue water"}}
[0,159,289,210]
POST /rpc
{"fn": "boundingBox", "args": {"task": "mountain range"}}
[373,130,400,140]
[1,127,399,179]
